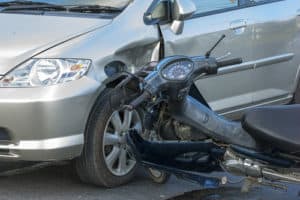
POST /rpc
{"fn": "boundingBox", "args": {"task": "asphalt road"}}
[0,163,298,200]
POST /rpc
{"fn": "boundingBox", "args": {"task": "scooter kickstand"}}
[241,177,255,193]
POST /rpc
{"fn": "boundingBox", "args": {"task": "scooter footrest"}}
[127,131,217,160]
[143,161,221,188]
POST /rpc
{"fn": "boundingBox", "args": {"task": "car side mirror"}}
[144,0,171,25]
[171,0,196,34]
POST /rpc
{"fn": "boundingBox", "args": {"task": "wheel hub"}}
[103,109,142,176]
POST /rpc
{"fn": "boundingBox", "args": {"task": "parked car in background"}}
[0,0,299,187]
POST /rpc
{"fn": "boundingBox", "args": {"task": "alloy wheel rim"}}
[103,109,142,176]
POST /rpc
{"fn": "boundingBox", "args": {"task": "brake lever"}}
[216,52,232,61]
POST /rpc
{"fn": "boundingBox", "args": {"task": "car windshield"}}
[0,0,132,7]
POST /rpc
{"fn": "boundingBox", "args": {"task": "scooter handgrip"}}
[216,58,243,68]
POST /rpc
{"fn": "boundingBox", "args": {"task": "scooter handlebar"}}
[125,57,243,110]
[216,58,242,68]
[127,91,151,110]
[201,57,243,75]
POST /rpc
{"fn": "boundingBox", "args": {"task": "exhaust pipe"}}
[222,150,300,183]
[262,168,300,183]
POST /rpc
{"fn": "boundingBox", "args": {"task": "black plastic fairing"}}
[168,96,258,149]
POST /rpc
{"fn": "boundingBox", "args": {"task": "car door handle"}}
[230,20,247,30]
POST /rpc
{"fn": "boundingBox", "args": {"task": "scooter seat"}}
[242,105,300,153]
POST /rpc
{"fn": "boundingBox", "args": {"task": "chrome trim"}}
[0,134,83,150]
[292,64,300,93]
[217,61,253,75]
[262,168,300,183]
[220,95,293,119]
[223,149,300,184]
[253,53,294,69]
[217,53,294,75]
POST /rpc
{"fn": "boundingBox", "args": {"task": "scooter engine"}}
[160,119,208,141]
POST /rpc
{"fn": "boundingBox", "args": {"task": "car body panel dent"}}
[37,1,161,84]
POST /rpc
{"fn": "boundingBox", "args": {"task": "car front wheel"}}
[76,88,142,187]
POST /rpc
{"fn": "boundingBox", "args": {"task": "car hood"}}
[0,13,112,75]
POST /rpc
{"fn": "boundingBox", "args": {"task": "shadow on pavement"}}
[168,187,262,200]
[0,162,298,200]
[168,185,300,200]
[0,162,199,200]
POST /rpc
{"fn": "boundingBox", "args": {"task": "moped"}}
[114,36,300,191]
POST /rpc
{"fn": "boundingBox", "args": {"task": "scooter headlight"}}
[0,58,91,87]
[161,60,194,81]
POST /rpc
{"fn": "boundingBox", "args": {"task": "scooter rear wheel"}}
[148,168,171,184]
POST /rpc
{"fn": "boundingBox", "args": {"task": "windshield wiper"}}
[0,0,53,7]
[69,5,124,14]
[0,1,66,12]
[0,3,123,14]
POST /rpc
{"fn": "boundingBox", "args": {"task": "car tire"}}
[76,88,142,187]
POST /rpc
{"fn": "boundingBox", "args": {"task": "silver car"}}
[0,0,299,187]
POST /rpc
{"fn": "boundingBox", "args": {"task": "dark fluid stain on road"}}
[168,187,255,200]
[167,186,300,200]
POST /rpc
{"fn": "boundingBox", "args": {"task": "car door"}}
[159,0,255,119]
[249,0,300,105]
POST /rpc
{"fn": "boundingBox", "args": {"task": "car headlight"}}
[0,59,91,87]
